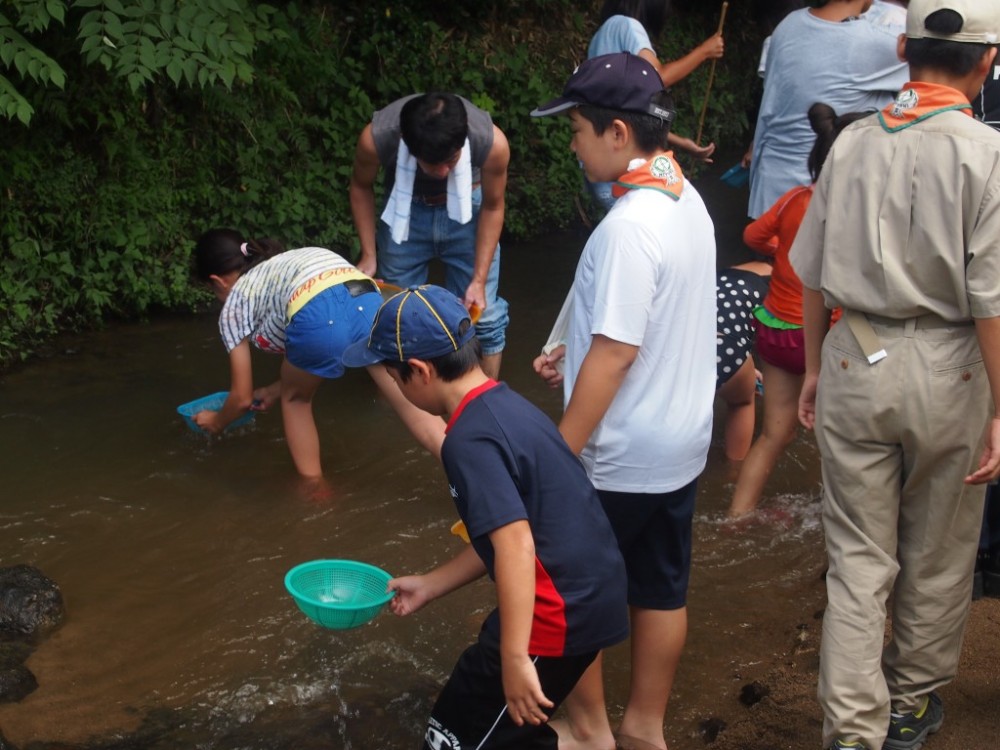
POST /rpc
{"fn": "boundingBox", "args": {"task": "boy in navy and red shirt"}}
[341,284,628,750]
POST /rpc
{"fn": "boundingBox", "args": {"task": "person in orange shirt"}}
[727,103,868,518]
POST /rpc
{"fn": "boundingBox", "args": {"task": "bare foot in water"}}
[551,718,616,750]
[722,506,795,533]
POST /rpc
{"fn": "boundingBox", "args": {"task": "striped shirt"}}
[218,247,356,354]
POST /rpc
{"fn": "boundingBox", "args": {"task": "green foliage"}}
[74,0,280,92]
[0,0,763,369]
[0,0,281,125]
[0,6,67,123]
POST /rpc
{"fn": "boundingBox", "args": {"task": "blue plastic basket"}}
[285,559,395,630]
[176,391,255,433]
[720,163,750,188]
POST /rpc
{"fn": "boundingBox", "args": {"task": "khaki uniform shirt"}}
[790,104,1000,322]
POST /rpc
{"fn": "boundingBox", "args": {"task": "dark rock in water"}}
[699,716,727,743]
[0,664,37,703]
[739,680,771,706]
[0,640,32,669]
[0,565,65,637]
[0,728,18,750]
[0,638,36,704]
[0,566,63,705]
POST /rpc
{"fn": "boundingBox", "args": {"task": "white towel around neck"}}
[381,137,473,243]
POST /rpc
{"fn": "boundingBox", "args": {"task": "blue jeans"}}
[585,177,616,212]
[376,191,509,355]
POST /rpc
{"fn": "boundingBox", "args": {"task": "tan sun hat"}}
[906,0,1000,44]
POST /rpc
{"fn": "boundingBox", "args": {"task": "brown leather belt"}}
[412,193,448,206]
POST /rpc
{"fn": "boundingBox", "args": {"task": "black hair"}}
[599,0,668,41]
[806,102,870,182]
[192,228,286,282]
[399,93,469,164]
[905,9,993,77]
[576,89,675,151]
[383,320,482,383]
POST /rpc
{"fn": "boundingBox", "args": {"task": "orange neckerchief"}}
[878,81,972,133]
[611,152,685,201]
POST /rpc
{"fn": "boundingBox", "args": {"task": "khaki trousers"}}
[814,317,989,749]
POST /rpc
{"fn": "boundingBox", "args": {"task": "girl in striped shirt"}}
[192,228,445,480]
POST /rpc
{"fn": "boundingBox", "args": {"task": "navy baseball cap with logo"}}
[531,52,673,122]
[341,284,475,367]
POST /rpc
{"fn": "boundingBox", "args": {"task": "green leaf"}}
[102,11,124,41]
[47,1,67,24]
[126,70,145,92]
[165,56,182,85]
[78,19,103,38]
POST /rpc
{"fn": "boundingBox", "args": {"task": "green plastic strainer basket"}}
[284,559,395,630]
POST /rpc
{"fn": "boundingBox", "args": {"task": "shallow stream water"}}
[0,166,829,749]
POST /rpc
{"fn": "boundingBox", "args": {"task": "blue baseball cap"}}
[341,285,476,367]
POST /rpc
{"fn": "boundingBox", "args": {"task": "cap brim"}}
[340,339,385,368]
[530,98,579,117]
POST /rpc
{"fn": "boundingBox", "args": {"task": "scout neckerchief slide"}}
[845,310,886,365]
[612,152,685,200]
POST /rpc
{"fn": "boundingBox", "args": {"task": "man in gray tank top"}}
[349,93,510,378]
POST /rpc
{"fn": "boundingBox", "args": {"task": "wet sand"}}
[706,585,1000,750]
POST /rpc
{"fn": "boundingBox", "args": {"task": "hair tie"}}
[239,242,249,257]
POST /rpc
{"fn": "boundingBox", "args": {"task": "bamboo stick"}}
[695,1,729,146]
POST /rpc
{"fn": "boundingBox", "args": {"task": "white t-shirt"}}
[563,178,717,493]
[863,1,907,34]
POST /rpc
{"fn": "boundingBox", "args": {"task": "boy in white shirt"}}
[531,52,716,750]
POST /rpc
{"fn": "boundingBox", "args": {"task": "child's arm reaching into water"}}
[193,339,256,433]
[251,380,281,411]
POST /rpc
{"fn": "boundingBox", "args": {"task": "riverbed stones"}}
[0,662,36,704]
[0,565,65,705]
[0,565,65,637]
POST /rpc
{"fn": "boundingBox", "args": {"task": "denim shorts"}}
[376,188,509,355]
[285,283,382,379]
